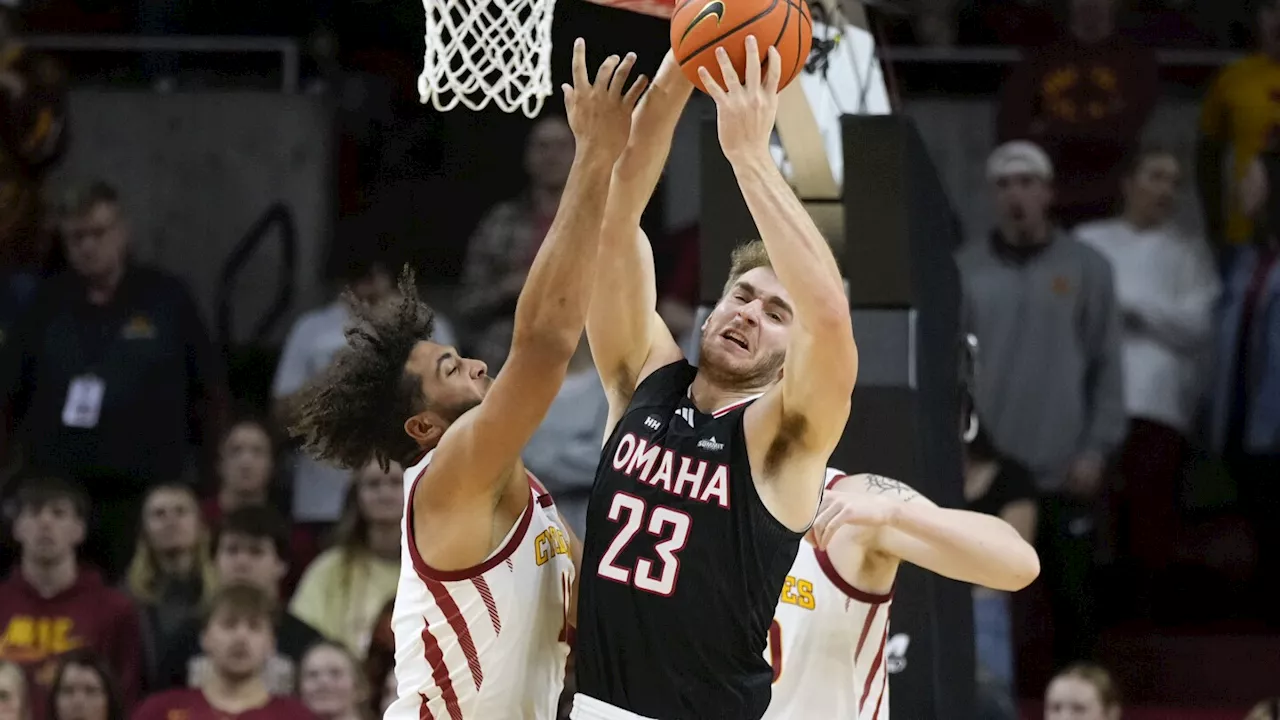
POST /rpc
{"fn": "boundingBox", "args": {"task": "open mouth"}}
[721,329,749,351]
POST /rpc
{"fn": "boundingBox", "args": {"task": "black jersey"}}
[575,360,804,720]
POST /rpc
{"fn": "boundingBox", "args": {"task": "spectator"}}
[48,650,124,720]
[1246,699,1280,720]
[1076,147,1220,577]
[132,584,314,720]
[1206,150,1280,622]
[521,335,607,536]
[0,2,66,290]
[0,181,228,581]
[1043,662,1121,720]
[122,483,216,691]
[298,642,368,720]
[956,142,1126,666]
[200,418,318,595]
[997,0,1159,226]
[0,660,29,720]
[360,599,393,719]
[272,255,453,538]
[1198,0,1280,258]
[963,424,1037,720]
[157,506,323,695]
[288,461,401,656]
[0,476,140,719]
[456,115,574,371]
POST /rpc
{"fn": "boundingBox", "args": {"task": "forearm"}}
[729,152,846,322]
[516,153,616,350]
[881,503,1040,592]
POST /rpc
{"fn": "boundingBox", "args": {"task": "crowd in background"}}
[0,0,1278,719]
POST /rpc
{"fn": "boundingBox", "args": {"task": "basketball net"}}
[418,0,558,118]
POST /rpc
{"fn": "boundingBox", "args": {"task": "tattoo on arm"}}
[862,474,920,503]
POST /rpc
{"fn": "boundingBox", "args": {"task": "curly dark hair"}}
[285,265,435,472]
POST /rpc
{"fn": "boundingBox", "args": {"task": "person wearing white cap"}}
[956,140,1127,668]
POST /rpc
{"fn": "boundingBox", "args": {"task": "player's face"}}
[1123,153,1180,225]
[218,422,274,497]
[14,500,85,564]
[53,663,109,720]
[201,609,275,681]
[356,460,405,525]
[994,173,1052,232]
[406,341,491,428]
[1044,676,1110,720]
[142,487,201,555]
[299,645,361,718]
[699,267,791,388]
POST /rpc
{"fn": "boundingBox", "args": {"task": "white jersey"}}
[762,469,893,720]
[385,450,575,720]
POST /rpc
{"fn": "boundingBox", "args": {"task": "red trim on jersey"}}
[814,548,894,604]
[407,468,538,582]
[859,620,890,712]
[826,473,848,491]
[711,394,760,418]
[425,578,484,691]
[870,674,887,720]
[419,622,462,720]
[854,602,881,661]
[471,576,502,635]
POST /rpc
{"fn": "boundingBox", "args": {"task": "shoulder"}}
[1063,235,1114,273]
[1072,219,1118,245]
[288,304,341,334]
[135,688,198,712]
[1217,54,1264,85]
[295,549,344,585]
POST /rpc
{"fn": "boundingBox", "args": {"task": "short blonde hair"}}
[1052,663,1121,710]
[721,240,773,297]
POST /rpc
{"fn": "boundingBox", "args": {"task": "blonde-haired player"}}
[762,468,1040,719]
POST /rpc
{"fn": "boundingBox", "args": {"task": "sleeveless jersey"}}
[575,361,806,720]
[385,450,575,720]
[761,470,893,720]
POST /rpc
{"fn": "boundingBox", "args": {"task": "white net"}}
[418,0,558,117]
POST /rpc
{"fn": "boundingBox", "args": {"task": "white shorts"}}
[570,694,658,720]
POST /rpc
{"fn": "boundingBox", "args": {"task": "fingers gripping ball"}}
[670,0,813,93]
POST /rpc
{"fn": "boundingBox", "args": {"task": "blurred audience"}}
[1043,663,1121,720]
[0,660,28,720]
[298,642,368,720]
[158,506,322,695]
[964,424,1037,720]
[0,477,140,719]
[0,2,66,294]
[521,336,606,536]
[1076,147,1220,580]
[1246,698,1280,720]
[1,180,228,581]
[997,0,1159,226]
[133,584,314,720]
[47,650,124,720]
[289,462,401,656]
[957,141,1125,667]
[457,115,573,371]
[1206,150,1280,623]
[361,599,394,719]
[123,483,216,691]
[1198,0,1280,259]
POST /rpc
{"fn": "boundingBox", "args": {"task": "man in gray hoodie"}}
[956,140,1126,667]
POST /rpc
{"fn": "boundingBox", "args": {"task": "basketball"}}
[670,0,813,94]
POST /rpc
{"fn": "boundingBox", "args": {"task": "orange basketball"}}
[670,0,813,94]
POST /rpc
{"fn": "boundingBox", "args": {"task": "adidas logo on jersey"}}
[644,416,662,431]
[697,436,723,452]
[676,407,695,427]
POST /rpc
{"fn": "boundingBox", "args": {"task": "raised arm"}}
[814,474,1040,594]
[423,43,648,501]
[587,51,691,420]
[700,40,857,516]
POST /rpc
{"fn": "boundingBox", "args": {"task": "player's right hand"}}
[562,38,649,161]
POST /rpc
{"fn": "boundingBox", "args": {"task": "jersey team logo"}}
[645,415,663,431]
[697,436,724,452]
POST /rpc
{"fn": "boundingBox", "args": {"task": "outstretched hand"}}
[562,39,650,161]
[698,35,780,165]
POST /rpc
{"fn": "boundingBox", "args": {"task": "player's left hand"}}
[809,490,901,550]
[699,35,780,165]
